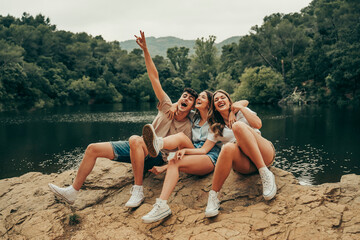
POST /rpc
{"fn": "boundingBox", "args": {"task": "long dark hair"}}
[193,90,213,125]
[208,90,233,137]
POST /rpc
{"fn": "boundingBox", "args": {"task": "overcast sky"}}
[0,0,313,43]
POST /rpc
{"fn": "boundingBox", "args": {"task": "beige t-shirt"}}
[151,94,192,159]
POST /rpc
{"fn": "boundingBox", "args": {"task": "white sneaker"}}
[205,190,220,217]
[142,124,163,158]
[142,198,172,223]
[125,185,145,208]
[259,167,277,200]
[48,183,78,205]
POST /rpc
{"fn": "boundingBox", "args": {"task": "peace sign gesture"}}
[135,30,147,50]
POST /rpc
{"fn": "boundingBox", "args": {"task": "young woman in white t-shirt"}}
[175,89,276,217]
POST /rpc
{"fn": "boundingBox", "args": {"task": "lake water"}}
[0,103,359,185]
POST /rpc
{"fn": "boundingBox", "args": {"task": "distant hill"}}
[120,36,242,58]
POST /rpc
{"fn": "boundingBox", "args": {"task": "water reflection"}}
[0,103,359,185]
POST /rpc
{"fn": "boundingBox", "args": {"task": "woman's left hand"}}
[228,111,237,128]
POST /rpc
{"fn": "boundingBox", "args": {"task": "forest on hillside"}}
[0,0,359,111]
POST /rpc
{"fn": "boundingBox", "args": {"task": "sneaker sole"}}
[143,124,158,158]
[125,198,145,208]
[205,209,219,218]
[142,209,172,223]
[48,184,75,205]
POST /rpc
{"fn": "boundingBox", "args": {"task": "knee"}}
[218,143,236,162]
[85,143,99,157]
[129,135,144,149]
[222,143,236,154]
[177,132,187,139]
[167,160,179,169]
[232,122,248,136]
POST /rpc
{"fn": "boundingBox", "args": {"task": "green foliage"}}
[127,73,155,102]
[166,46,191,77]
[209,72,237,94]
[0,39,24,65]
[67,76,96,104]
[1,1,359,111]
[163,77,185,101]
[0,13,144,111]
[69,213,80,225]
[188,36,219,92]
[232,67,285,103]
[220,0,360,104]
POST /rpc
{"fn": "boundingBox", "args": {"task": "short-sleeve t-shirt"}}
[151,94,192,158]
[191,116,210,143]
[207,107,261,148]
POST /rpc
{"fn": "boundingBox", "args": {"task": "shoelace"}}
[207,192,218,208]
[261,172,272,189]
[129,186,142,198]
[148,203,161,216]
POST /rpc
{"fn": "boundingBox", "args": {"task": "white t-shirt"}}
[207,107,261,148]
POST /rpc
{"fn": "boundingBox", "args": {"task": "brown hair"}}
[183,88,198,107]
[208,90,233,137]
[193,90,213,124]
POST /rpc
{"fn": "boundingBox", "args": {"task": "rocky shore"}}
[1,158,359,239]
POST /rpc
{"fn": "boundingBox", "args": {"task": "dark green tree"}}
[166,46,191,77]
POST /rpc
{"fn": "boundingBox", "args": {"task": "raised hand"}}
[134,30,147,50]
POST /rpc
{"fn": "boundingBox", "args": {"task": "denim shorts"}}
[193,141,220,165]
[110,140,164,172]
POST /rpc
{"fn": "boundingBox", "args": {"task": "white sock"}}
[158,137,164,149]
[258,166,271,177]
[67,185,78,194]
[157,198,167,204]
[210,189,218,195]
[133,185,143,192]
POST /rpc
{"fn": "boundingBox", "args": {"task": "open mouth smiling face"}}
[214,92,230,111]
[180,101,188,108]
[195,92,209,110]
[178,92,195,112]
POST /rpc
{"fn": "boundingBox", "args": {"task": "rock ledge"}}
[1,159,360,239]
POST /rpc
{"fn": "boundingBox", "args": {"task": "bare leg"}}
[129,135,149,185]
[232,122,274,169]
[211,143,254,192]
[73,142,115,191]
[162,132,194,150]
[159,155,214,200]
